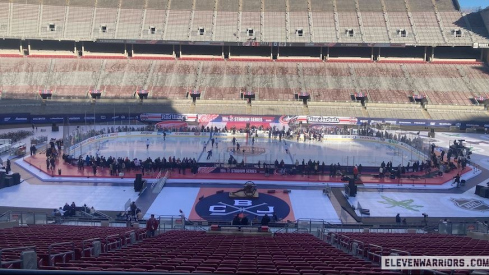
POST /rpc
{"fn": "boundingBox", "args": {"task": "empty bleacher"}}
[264,10,287,42]
[0,225,145,269]
[310,11,338,42]
[39,4,66,40]
[117,8,144,39]
[10,3,40,38]
[337,12,361,41]
[361,12,390,42]
[288,12,310,42]
[308,102,365,117]
[366,103,425,119]
[165,10,191,41]
[1,57,489,119]
[384,12,417,44]
[335,0,357,12]
[439,11,473,44]
[44,231,400,274]
[411,12,445,44]
[335,232,489,259]
[0,2,9,37]
[434,0,458,11]
[0,0,488,45]
[64,5,95,40]
[408,0,435,12]
[464,12,489,43]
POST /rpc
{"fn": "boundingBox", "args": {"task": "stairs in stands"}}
[400,64,422,102]
[332,0,341,41]
[95,59,107,95]
[380,0,393,42]
[404,0,420,44]
[354,0,366,43]
[456,65,478,103]
[348,64,361,97]
[302,104,309,115]
[361,106,369,117]
[421,107,432,119]
[431,0,448,44]
[246,103,252,114]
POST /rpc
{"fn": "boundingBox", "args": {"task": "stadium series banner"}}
[0,113,487,129]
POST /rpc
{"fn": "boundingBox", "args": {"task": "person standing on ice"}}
[146,139,150,150]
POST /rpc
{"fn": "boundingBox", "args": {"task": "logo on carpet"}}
[194,192,290,222]
[378,195,423,211]
[227,146,266,156]
[450,198,489,212]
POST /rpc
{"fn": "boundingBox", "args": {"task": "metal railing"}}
[0,246,36,268]
[81,238,101,258]
[47,242,75,266]
[6,211,48,225]
[438,221,481,235]
[104,234,122,253]
[366,243,383,263]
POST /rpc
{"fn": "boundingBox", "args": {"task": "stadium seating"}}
[44,231,403,274]
[335,232,489,257]
[0,225,146,268]
[1,57,489,119]
[1,0,488,45]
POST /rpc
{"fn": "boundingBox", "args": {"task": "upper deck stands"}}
[362,12,390,42]
[408,0,435,12]
[411,12,445,44]
[435,0,458,11]
[1,0,487,45]
[117,8,144,39]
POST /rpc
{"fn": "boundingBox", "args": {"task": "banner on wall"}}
[306,116,358,125]
[1,112,488,129]
[139,113,197,123]
[0,114,30,124]
[198,114,293,129]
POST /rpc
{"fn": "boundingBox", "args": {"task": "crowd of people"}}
[71,154,200,176]
[52,202,96,223]
[0,130,33,143]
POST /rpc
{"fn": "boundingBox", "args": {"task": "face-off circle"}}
[194,192,290,222]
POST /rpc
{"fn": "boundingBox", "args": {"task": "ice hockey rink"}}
[76,131,425,167]
[2,125,489,221]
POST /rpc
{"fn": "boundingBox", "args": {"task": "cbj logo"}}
[194,192,290,222]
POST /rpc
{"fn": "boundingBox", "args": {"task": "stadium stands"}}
[1,57,489,119]
[1,0,488,44]
[335,232,489,258]
[43,231,402,274]
[0,225,145,268]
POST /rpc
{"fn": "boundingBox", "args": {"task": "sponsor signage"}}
[1,114,30,124]
[222,115,275,123]
[307,116,358,125]
[0,113,485,129]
